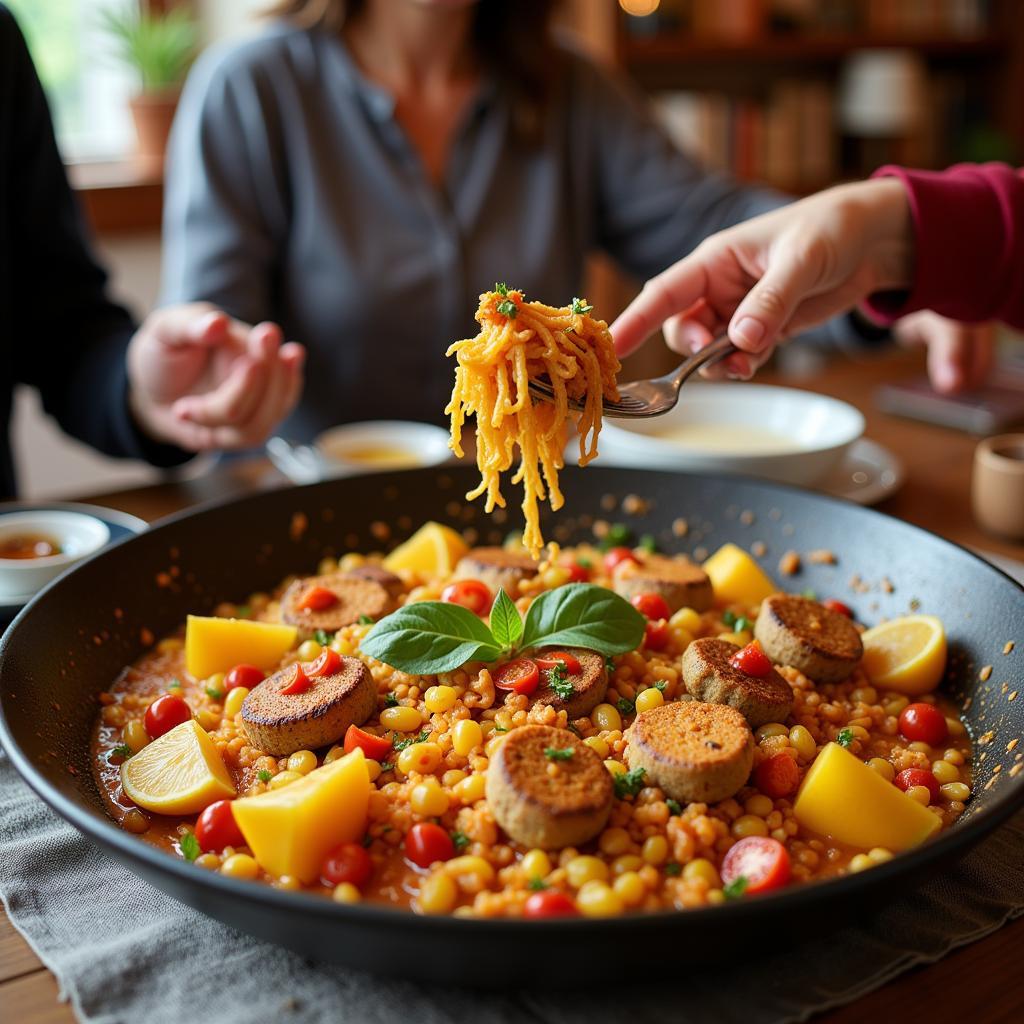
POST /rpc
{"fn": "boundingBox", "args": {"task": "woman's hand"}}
[893,311,995,394]
[127,303,305,451]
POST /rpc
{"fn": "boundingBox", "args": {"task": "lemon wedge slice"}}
[121,719,236,815]
[860,614,947,695]
[383,521,468,576]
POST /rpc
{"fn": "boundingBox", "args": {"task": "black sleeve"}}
[2,8,188,467]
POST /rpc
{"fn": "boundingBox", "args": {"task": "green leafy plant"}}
[100,4,197,92]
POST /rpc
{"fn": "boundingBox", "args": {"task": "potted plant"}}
[101,2,197,174]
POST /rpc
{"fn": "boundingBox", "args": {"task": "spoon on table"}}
[528,335,737,418]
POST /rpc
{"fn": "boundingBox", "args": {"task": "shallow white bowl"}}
[595,383,865,487]
[314,420,452,476]
[0,510,110,600]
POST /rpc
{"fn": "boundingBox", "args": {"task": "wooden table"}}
[3,348,1023,1022]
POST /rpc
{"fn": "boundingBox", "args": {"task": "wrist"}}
[853,177,914,292]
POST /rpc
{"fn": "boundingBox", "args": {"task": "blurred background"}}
[7,0,1024,497]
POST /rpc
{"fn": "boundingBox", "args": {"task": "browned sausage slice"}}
[280,572,394,634]
[531,648,609,719]
[682,637,793,728]
[623,701,753,804]
[754,594,862,683]
[485,724,613,849]
[454,547,538,595]
[612,554,713,613]
[345,564,404,600]
[239,656,375,756]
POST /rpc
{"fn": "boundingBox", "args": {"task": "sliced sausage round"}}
[454,547,538,595]
[280,572,394,634]
[531,648,609,719]
[682,637,793,728]
[623,701,754,804]
[240,656,376,756]
[485,724,613,850]
[612,554,713,614]
[345,564,404,600]
[754,594,863,683]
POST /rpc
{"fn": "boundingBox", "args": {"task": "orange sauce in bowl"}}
[0,533,61,559]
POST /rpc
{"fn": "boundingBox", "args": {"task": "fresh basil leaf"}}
[361,602,501,674]
[489,588,522,649]
[180,833,200,863]
[520,584,645,656]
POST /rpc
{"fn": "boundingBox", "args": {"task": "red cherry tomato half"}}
[305,647,342,679]
[523,890,579,918]
[144,693,192,739]
[321,841,373,887]
[344,724,393,761]
[279,662,311,695]
[405,822,455,869]
[295,585,339,612]
[533,651,582,675]
[894,767,941,803]
[224,664,265,692]
[604,546,640,573]
[644,619,670,651]
[631,592,672,621]
[721,836,791,895]
[195,799,245,853]
[822,598,853,618]
[441,579,494,615]
[730,640,772,678]
[492,657,541,695]
[754,753,800,799]
[898,703,948,746]
[564,561,591,583]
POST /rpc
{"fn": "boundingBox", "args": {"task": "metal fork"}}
[528,335,737,418]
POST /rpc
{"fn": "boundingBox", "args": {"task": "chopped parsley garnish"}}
[734,616,751,633]
[722,610,737,627]
[802,588,818,600]
[361,833,374,848]
[495,282,509,296]
[168,678,182,689]
[493,725,508,733]
[600,523,632,550]
[613,765,646,799]
[527,876,549,891]
[616,696,635,716]
[451,831,470,851]
[639,533,657,554]
[314,629,332,646]
[836,728,855,748]
[566,723,582,738]
[257,770,273,783]
[110,743,132,759]
[180,833,200,862]
[496,298,518,319]
[576,556,592,569]
[235,604,252,618]
[570,297,593,316]
[666,798,683,816]
[723,876,749,900]
[654,680,668,693]
[605,656,617,674]
[663,861,682,877]
[383,692,399,708]
[547,664,574,700]
[378,762,394,772]
[205,686,223,701]
[543,747,575,761]
[358,614,375,625]
[393,730,430,752]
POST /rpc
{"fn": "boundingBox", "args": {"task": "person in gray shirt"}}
[161,0,991,441]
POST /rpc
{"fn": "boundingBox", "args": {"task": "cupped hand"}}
[892,310,994,394]
[127,303,305,451]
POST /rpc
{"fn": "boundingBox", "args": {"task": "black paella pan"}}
[1,466,1023,986]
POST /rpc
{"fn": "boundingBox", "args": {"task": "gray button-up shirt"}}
[161,24,830,438]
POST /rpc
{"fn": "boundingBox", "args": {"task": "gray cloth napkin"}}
[1,753,1022,1024]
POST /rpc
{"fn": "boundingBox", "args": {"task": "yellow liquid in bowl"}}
[647,424,802,454]
[330,444,423,468]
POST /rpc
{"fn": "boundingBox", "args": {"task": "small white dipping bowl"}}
[314,420,452,476]
[596,383,865,487]
[0,510,110,601]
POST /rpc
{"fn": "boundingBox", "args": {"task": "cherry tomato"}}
[321,841,373,887]
[493,657,540,695]
[604,547,639,573]
[523,890,579,918]
[564,561,591,583]
[822,598,853,618]
[754,753,800,799]
[730,640,772,678]
[195,799,245,853]
[144,693,191,739]
[441,579,493,615]
[898,703,949,746]
[644,619,670,651]
[344,724,393,761]
[305,647,342,678]
[631,592,672,621]
[721,836,791,895]
[279,662,311,695]
[295,585,339,612]
[533,651,582,675]
[225,664,265,692]
[405,822,455,868]
[894,767,941,803]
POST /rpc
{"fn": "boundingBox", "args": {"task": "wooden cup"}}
[972,434,1024,539]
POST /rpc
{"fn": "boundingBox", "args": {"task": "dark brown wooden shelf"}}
[67,160,164,236]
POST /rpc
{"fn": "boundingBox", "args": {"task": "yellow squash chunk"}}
[185,615,297,679]
[703,543,777,607]
[382,521,468,577]
[794,742,941,852]
[121,719,235,815]
[861,615,947,695]
[232,749,370,883]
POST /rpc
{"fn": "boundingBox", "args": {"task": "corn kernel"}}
[943,748,965,766]
[380,706,423,732]
[668,626,694,649]
[365,759,382,783]
[945,717,966,737]
[604,759,625,778]
[297,640,322,661]
[755,723,789,741]
[269,770,303,790]
[850,686,879,704]
[417,872,458,914]
[566,855,609,888]
[410,781,450,817]
[576,880,623,917]
[339,553,365,570]
[598,827,631,857]
[195,853,220,870]
[849,854,873,873]
[287,749,317,775]
[868,847,893,864]
[541,566,571,588]
[442,769,467,787]
[397,742,442,775]
[883,695,910,716]
[906,785,932,805]
[583,735,610,758]
[445,855,495,892]
[332,882,361,903]
[931,760,959,784]
[744,794,773,817]
[223,686,248,718]
[318,556,339,575]
[123,718,150,754]
[425,685,458,713]
[451,719,483,757]
[846,725,871,741]
[634,687,664,714]
[592,703,622,732]
[196,709,220,731]
[611,854,644,875]
[669,607,702,634]
[521,849,551,880]
[204,672,226,693]
[789,725,816,761]
[940,782,970,802]
[641,835,669,865]
[717,631,748,645]
[683,858,721,888]
[453,773,486,804]
[613,871,645,906]
[867,757,895,782]
[732,814,769,838]
[908,741,932,754]
[221,854,259,880]
[323,744,345,765]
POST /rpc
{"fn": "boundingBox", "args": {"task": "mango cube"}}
[703,543,777,607]
[383,521,468,577]
[794,742,941,852]
[185,615,297,679]
[232,749,370,883]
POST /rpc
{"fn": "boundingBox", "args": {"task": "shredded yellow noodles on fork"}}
[445,286,621,557]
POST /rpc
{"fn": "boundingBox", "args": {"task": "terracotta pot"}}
[128,89,180,177]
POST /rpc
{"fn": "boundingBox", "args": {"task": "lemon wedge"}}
[185,615,297,679]
[121,719,236,815]
[383,521,468,576]
[860,614,947,695]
